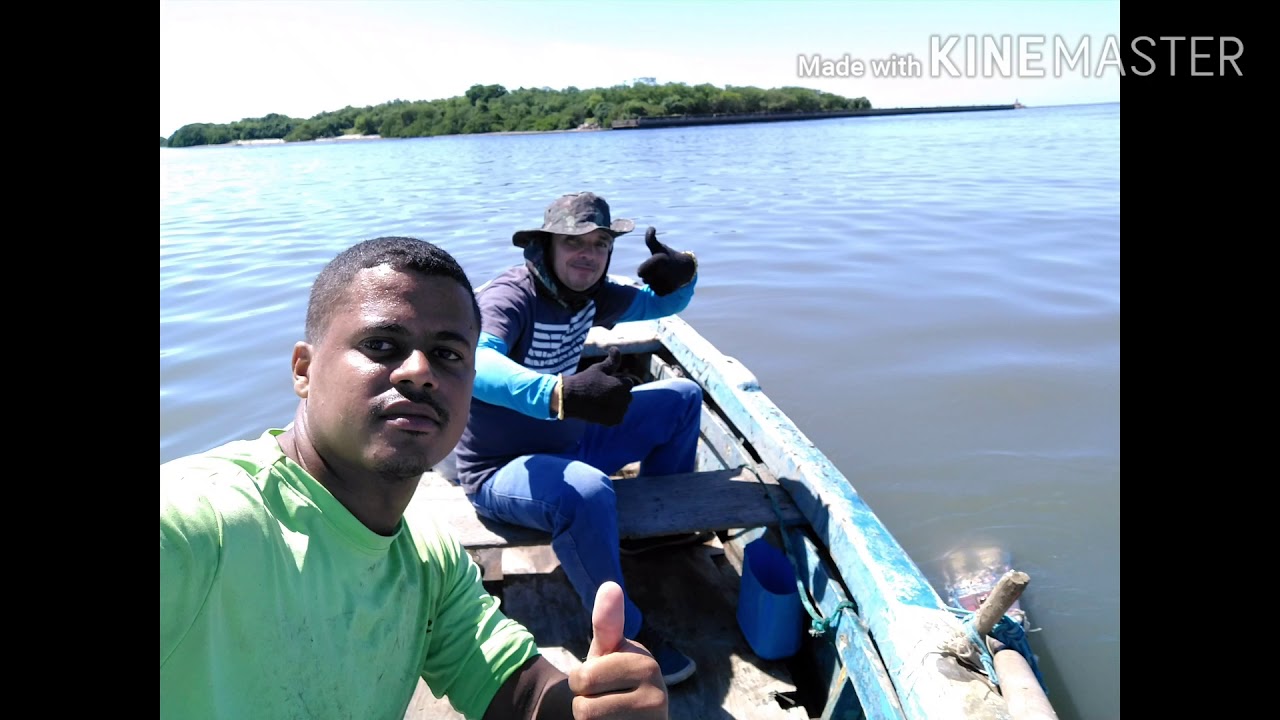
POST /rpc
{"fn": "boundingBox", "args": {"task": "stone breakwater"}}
[610,104,1018,129]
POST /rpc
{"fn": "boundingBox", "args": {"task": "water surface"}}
[160,103,1120,720]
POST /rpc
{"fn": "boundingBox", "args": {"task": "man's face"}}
[551,229,613,292]
[293,265,478,480]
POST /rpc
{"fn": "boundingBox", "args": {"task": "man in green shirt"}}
[160,236,667,719]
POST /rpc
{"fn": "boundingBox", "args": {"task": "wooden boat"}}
[403,282,1034,720]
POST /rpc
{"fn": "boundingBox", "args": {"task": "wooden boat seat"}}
[408,466,805,550]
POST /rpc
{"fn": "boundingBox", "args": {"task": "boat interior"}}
[403,338,839,719]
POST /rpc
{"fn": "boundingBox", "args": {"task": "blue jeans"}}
[468,377,702,638]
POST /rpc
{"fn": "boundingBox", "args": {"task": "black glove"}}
[636,227,697,296]
[560,347,633,426]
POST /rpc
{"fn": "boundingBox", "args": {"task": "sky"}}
[159,0,1120,138]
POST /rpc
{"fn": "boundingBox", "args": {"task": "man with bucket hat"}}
[453,191,703,686]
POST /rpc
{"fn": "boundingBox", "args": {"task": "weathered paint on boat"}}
[584,306,1012,720]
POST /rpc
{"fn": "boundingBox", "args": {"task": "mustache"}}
[383,385,450,426]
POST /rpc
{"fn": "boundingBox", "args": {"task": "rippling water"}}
[160,103,1120,720]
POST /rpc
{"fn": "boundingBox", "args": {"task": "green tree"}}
[465,84,509,105]
[163,82,874,146]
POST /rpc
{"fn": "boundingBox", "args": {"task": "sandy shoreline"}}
[226,126,605,146]
[229,134,384,146]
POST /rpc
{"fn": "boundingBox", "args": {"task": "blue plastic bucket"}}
[736,538,804,660]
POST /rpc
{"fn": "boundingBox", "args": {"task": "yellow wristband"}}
[556,374,565,421]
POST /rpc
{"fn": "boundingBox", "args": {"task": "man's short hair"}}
[305,236,481,344]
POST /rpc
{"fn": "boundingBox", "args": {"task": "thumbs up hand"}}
[636,227,697,296]
[568,581,668,718]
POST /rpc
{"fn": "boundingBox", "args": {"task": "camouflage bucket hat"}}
[512,192,636,248]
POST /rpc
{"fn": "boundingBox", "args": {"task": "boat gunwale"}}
[584,305,1010,720]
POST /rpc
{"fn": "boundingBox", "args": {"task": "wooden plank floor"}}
[403,537,810,720]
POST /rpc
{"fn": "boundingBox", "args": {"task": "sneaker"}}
[619,531,715,556]
[635,624,697,686]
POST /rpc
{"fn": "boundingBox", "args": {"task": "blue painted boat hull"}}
[582,298,1015,720]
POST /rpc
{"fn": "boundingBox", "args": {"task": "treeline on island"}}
[164,81,871,148]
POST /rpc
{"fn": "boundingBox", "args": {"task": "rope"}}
[740,464,853,639]
[947,606,1049,695]
[739,463,1048,699]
